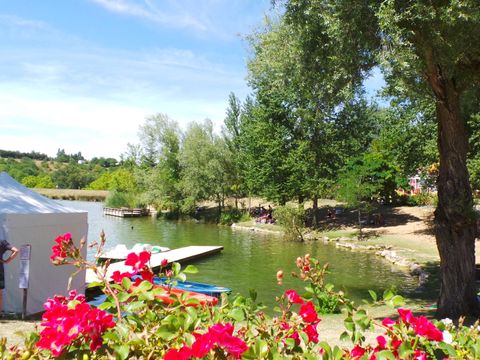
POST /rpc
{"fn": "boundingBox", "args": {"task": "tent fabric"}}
[0,172,80,214]
[0,172,88,315]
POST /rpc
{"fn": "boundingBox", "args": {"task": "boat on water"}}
[98,243,170,261]
[150,277,231,298]
[88,281,220,308]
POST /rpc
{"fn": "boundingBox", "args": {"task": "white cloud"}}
[90,0,207,32]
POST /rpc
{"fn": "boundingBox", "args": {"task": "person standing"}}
[0,238,18,313]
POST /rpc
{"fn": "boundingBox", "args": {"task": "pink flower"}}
[125,251,151,271]
[285,289,304,304]
[161,258,168,267]
[382,317,396,328]
[299,301,319,324]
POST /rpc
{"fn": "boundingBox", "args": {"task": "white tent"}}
[0,172,88,315]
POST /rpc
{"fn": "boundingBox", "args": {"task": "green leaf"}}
[390,295,405,307]
[98,301,114,311]
[254,339,269,358]
[183,265,198,274]
[117,291,131,302]
[437,342,457,357]
[229,308,245,322]
[374,350,396,360]
[87,281,104,288]
[157,326,178,341]
[125,301,145,312]
[383,289,394,301]
[134,280,153,293]
[121,277,132,290]
[113,345,129,360]
[172,262,181,275]
[368,290,377,302]
[284,338,296,349]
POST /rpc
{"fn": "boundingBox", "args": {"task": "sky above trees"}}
[0,0,273,159]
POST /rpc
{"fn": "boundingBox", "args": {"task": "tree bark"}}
[426,63,480,319]
[312,197,318,227]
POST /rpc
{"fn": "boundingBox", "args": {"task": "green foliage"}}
[105,190,140,209]
[274,205,305,241]
[87,168,136,192]
[337,151,406,207]
[404,192,437,207]
[21,174,55,189]
[219,208,248,225]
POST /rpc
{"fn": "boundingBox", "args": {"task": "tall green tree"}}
[132,114,182,210]
[281,0,480,319]
[246,16,379,214]
[179,120,231,215]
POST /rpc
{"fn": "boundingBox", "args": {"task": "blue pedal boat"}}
[151,277,232,298]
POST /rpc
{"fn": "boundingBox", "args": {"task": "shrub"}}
[274,205,306,241]
[219,208,247,225]
[105,190,140,208]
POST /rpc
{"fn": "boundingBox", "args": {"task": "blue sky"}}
[0,0,272,159]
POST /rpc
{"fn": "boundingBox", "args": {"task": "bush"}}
[406,192,437,206]
[219,208,248,225]
[274,205,306,241]
[105,190,140,208]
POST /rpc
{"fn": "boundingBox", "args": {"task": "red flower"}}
[125,251,151,271]
[413,316,443,342]
[140,269,154,283]
[299,301,319,324]
[164,347,192,360]
[191,332,215,358]
[376,335,387,349]
[398,308,415,325]
[36,290,115,356]
[285,289,304,304]
[350,345,366,359]
[161,258,168,267]
[50,233,73,262]
[304,324,319,343]
[413,350,428,360]
[111,271,134,284]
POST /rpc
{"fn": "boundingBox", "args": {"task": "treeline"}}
[0,149,50,160]
[0,149,122,190]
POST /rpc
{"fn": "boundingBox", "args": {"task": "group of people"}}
[255,205,275,224]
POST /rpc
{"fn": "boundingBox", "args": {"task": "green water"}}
[64,201,418,309]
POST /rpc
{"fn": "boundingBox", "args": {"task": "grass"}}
[34,188,109,201]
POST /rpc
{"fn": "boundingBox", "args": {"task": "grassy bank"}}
[34,188,109,201]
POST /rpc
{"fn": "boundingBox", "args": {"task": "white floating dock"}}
[86,245,224,284]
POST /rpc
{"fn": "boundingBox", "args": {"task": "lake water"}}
[63,201,419,309]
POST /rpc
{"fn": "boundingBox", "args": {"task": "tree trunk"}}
[426,64,480,319]
[312,197,318,227]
